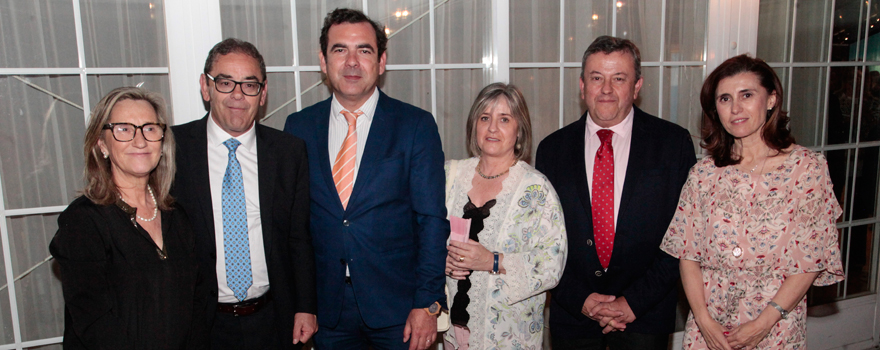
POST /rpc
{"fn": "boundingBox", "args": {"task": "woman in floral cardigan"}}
[444,82,567,350]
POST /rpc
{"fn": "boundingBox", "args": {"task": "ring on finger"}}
[458,256,465,262]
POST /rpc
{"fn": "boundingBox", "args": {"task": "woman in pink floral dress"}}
[661,55,844,350]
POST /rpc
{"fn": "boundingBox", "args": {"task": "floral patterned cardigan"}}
[443,158,567,350]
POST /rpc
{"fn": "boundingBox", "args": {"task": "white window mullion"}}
[491,0,510,83]
[290,0,303,112]
[164,0,223,125]
[557,0,565,128]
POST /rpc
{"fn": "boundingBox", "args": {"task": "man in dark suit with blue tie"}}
[536,36,696,349]
[172,38,318,349]
[283,8,448,350]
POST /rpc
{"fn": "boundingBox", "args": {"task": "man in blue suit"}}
[283,8,448,350]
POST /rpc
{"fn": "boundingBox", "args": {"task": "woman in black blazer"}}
[50,87,208,349]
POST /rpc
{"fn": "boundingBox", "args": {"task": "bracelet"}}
[768,301,789,319]
[490,252,500,275]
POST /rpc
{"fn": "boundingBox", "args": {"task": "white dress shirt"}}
[584,108,635,227]
[207,115,269,303]
[327,87,380,185]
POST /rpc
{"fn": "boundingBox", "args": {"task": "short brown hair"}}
[83,87,176,209]
[320,8,388,58]
[465,83,533,163]
[700,54,793,167]
[204,38,266,81]
[581,36,642,81]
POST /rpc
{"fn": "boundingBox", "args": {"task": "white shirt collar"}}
[585,107,635,138]
[330,87,380,122]
[206,113,257,152]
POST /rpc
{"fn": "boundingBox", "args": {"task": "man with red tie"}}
[535,36,696,350]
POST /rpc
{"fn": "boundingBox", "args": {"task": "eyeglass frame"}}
[102,122,167,142]
[205,73,265,96]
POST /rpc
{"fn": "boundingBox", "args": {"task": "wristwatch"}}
[423,301,441,316]
[768,301,789,319]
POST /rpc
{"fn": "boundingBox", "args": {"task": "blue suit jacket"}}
[283,91,448,329]
[536,107,696,338]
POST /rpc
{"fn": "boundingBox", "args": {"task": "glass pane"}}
[26,345,62,350]
[851,146,880,221]
[616,1,662,62]
[827,67,858,144]
[831,0,869,62]
[562,68,585,127]
[220,0,294,67]
[665,0,708,62]
[260,72,297,131]
[663,66,703,154]
[0,1,78,68]
[825,149,855,220]
[80,0,168,67]
[299,72,332,110]
[843,224,874,296]
[295,0,362,67]
[0,75,84,210]
[370,0,431,65]
[563,1,611,63]
[381,70,432,114]
[638,66,660,121]
[9,214,64,342]
[792,0,832,63]
[860,67,880,142]
[511,68,560,162]
[435,0,491,65]
[512,0,561,63]
[87,74,173,122]
[435,69,489,161]
[789,67,827,147]
[757,0,793,62]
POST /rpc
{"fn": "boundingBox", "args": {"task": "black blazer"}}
[171,116,317,348]
[535,107,696,338]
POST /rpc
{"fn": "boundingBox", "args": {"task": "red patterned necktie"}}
[592,129,615,269]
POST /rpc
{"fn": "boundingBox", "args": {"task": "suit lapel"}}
[313,100,343,213]
[255,125,276,256]
[617,108,648,227]
[189,117,217,254]
[570,114,593,221]
[346,92,391,212]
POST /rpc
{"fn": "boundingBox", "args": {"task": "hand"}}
[447,239,494,272]
[403,309,438,350]
[725,318,774,350]
[694,316,733,350]
[581,293,619,320]
[445,255,471,280]
[589,297,635,334]
[292,312,317,344]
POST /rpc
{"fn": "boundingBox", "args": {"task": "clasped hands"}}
[446,239,495,279]
[581,293,636,334]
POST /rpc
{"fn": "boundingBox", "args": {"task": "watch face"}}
[428,302,440,313]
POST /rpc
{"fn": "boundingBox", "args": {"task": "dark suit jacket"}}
[283,91,448,329]
[171,116,317,349]
[535,106,696,338]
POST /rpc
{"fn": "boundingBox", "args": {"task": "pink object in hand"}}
[449,216,471,242]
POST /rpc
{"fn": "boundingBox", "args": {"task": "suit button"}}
[343,219,350,227]
[340,259,346,265]
[586,239,593,246]
[595,270,603,277]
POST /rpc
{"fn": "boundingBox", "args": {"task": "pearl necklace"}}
[476,159,517,180]
[120,185,159,222]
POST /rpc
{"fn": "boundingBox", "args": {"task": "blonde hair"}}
[465,83,533,163]
[82,87,176,210]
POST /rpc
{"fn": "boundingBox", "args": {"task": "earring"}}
[515,143,522,150]
[102,152,108,159]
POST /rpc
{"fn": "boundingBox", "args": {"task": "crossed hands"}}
[581,293,636,334]
[695,316,774,350]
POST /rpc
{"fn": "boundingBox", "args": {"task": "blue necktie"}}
[222,138,252,301]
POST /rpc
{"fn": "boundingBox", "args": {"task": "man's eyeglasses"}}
[205,73,265,96]
[102,123,167,142]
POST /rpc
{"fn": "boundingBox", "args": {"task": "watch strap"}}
[768,301,788,319]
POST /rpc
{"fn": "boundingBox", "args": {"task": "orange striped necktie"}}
[333,110,363,209]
